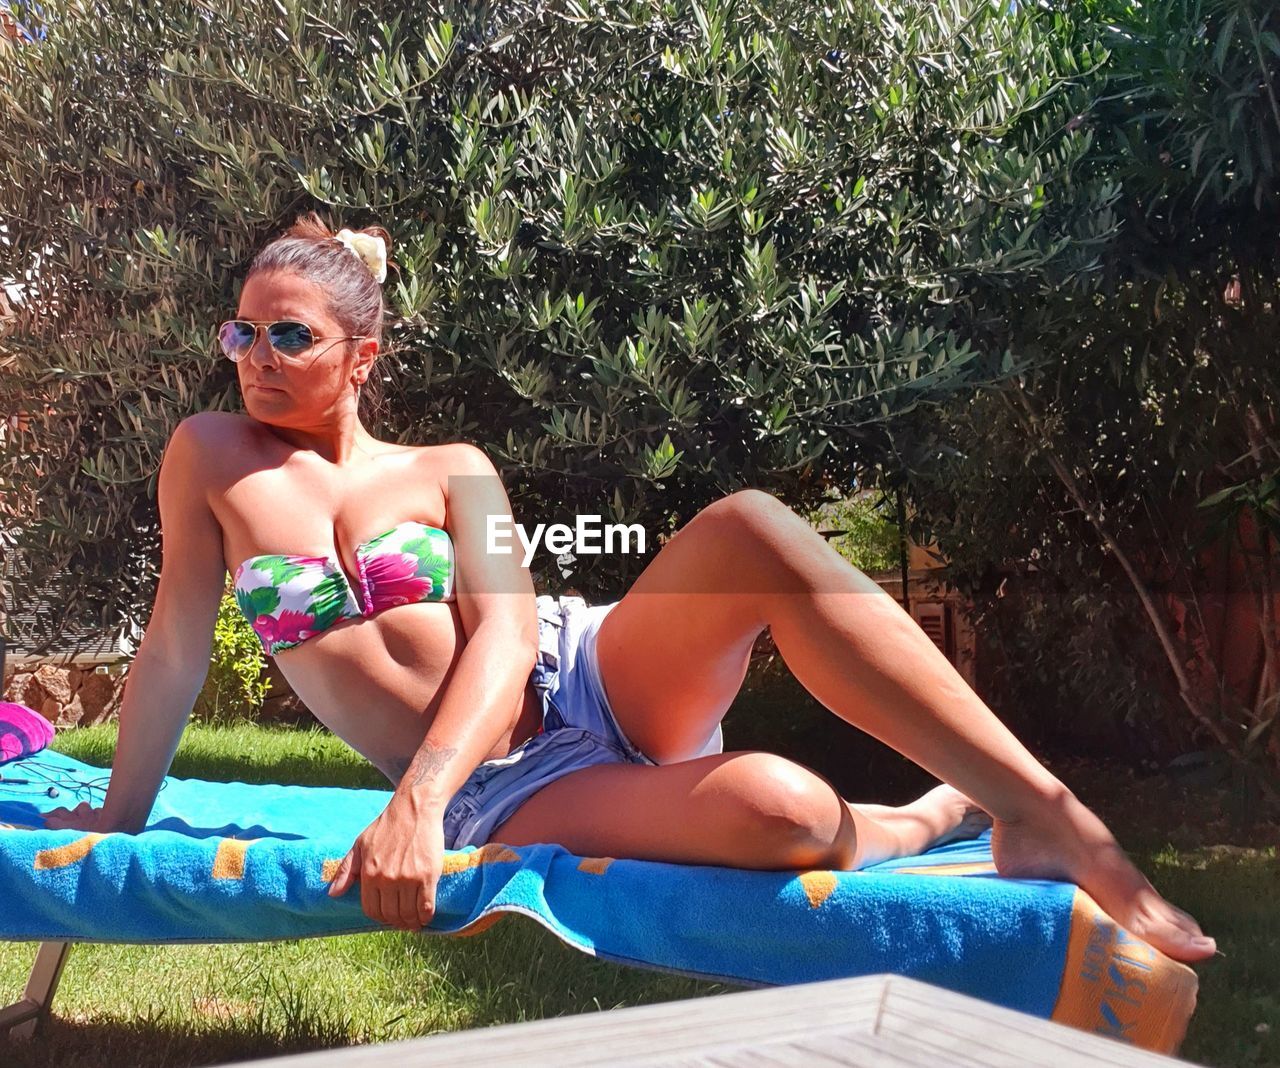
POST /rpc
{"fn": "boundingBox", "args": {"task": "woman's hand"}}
[43,801,128,833]
[327,798,444,931]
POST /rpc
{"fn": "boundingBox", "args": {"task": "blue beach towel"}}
[0,750,1197,1054]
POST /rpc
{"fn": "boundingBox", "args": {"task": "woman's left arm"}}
[328,443,538,930]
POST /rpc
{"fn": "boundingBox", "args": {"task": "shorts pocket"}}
[534,596,562,673]
[443,785,481,831]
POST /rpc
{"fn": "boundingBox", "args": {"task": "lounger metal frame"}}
[1,940,73,1039]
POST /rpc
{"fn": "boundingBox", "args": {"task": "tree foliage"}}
[892,0,1280,787]
[0,0,1108,650]
[809,491,901,575]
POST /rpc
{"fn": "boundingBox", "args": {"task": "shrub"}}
[191,580,269,725]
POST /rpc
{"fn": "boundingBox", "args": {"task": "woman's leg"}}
[585,489,1215,962]
[487,750,987,870]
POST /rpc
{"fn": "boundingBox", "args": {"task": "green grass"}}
[52,719,392,791]
[1143,845,1279,1068]
[2,717,1278,1067]
[0,919,731,1067]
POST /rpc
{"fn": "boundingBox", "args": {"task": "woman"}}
[46,213,1215,964]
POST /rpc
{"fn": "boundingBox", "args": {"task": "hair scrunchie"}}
[333,228,388,283]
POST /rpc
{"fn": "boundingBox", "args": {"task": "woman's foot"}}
[990,791,1217,964]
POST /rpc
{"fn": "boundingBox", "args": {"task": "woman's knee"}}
[693,490,834,588]
[702,489,798,542]
[727,753,857,869]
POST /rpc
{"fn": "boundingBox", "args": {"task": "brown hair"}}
[246,210,400,430]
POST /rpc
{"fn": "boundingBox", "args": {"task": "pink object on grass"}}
[0,701,55,764]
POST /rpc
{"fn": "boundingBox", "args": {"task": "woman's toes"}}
[1113,896,1217,962]
[995,807,1217,964]
[1143,919,1217,961]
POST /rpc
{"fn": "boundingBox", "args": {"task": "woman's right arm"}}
[60,416,229,834]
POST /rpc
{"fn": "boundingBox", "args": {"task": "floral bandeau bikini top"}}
[232,520,456,657]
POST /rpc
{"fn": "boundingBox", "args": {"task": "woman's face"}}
[233,270,375,424]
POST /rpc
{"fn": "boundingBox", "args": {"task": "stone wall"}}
[1,659,318,727]
[2,663,129,727]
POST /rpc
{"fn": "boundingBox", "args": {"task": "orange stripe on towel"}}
[439,843,521,875]
[319,843,523,886]
[212,838,258,880]
[889,861,998,876]
[1051,888,1199,1056]
[578,857,615,875]
[34,833,106,870]
[446,913,505,938]
[797,870,838,908]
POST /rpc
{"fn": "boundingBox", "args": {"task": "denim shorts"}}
[439,594,724,850]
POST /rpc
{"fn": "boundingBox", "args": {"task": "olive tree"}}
[1,0,1105,651]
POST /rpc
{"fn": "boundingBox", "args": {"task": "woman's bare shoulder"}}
[413,442,501,505]
[167,412,264,483]
[426,441,499,475]
[175,409,256,440]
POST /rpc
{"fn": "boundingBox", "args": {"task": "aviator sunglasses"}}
[217,319,369,363]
